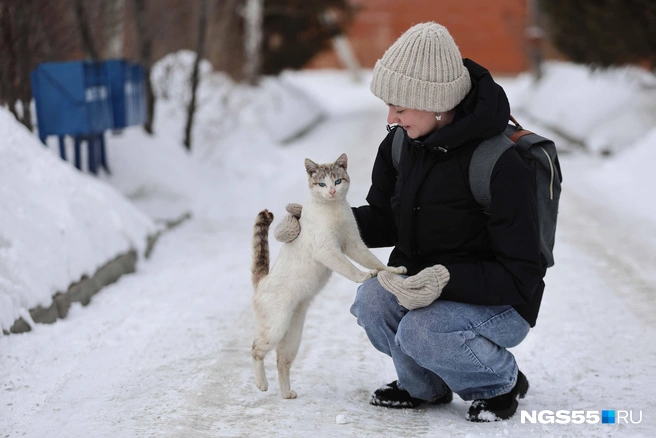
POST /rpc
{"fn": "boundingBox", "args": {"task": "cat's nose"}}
[329,188,336,195]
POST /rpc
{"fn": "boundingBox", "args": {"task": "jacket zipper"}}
[539,146,555,200]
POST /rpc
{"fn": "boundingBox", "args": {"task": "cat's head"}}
[304,153,350,202]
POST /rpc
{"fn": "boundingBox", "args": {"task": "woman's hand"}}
[274,203,302,243]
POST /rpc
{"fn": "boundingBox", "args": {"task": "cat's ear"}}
[305,158,319,175]
[335,153,348,170]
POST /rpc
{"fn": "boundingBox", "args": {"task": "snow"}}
[1,59,656,437]
[473,410,500,423]
[508,61,656,155]
[585,125,656,227]
[257,76,325,143]
[0,110,157,332]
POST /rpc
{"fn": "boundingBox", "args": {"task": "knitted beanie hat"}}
[370,22,472,112]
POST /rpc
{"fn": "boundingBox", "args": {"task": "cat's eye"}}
[318,182,326,187]
[335,179,342,185]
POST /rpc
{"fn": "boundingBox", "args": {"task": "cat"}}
[251,153,406,399]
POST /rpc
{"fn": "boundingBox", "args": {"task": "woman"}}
[276,22,546,422]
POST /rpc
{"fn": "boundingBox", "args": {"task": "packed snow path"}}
[2,114,655,438]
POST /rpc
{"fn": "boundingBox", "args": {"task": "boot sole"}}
[370,394,452,409]
[370,399,420,409]
[370,381,453,409]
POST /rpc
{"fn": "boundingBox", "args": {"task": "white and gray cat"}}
[251,153,406,399]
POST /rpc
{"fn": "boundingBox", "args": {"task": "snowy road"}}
[2,111,656,438]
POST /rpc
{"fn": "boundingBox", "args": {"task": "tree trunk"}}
[15,1,33,131]
[243,0,263,84]
[74,0,100,59]
[0,4,18,112]
[133,0,155,134]
[104,0,125,59]
[527,0,545,81]
[143,66,155,134]
[210,0,243,81]
[183,0,208,150]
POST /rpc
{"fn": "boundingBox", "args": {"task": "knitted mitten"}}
[378,265,450,310]
[284,203,302,218]
[274,203,303,243]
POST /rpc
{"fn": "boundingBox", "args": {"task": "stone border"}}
[3,212,192,335]
[145,212,192,258]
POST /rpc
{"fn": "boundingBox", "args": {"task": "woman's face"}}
[387,105,439,139]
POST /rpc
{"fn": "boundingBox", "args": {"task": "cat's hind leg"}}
[252,307,294,393]
[252,333,270,392]
[276,299,311,399]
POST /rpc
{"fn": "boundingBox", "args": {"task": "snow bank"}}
[0,108,157,332]
[150,51,330,155]
[278,69,379,116]
[150,51,253,151]
[257,76,324,143]
[99,126,214,220]
[509,61,656,154]
[585,125,656,224]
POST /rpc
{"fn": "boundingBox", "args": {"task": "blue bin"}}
[127,63,147,126]
[31,60,114,143]
[105,59,146,129]
[32,59,147,175]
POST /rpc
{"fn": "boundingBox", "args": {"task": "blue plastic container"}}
[31,60,114,143]
[105,59,147,129]
[127,62,147,127]
[32,59,147,174]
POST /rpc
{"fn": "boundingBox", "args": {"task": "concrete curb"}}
[3,211,192,335]
[145,212,192,259]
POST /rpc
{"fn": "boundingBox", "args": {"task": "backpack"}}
[390,116,562,267]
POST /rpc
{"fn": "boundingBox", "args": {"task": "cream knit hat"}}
[370,22,472,112]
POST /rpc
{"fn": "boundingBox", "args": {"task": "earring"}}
[435,114,442,121]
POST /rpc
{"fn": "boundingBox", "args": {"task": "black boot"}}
[466,371,529,422]
[370,380,453,409]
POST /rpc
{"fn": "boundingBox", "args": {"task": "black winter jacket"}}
[352,59,546,327]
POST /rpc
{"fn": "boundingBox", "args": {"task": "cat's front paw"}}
[386,266,407,275]
[357,270,378,283]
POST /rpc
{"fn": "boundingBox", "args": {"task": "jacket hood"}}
[414,59,511,153]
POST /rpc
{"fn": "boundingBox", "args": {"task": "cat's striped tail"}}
[252,209,274,288]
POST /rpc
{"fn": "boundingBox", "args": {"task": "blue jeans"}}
[350,277,530,401]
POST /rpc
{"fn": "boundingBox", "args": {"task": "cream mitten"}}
[378,265,450,310]
[274,203,303,243]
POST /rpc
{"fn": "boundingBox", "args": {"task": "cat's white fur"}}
[251,153,406,399]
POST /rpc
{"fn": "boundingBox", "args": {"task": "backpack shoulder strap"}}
[469,133,514,209]
[391,126,405,171]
